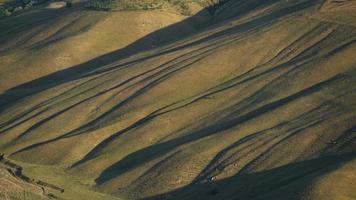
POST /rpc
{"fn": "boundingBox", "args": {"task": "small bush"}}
[0,7,12,17]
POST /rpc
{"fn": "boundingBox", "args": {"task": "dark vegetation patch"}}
[0,0,34,17]
[86,0,231,15]
[0,0,72,18]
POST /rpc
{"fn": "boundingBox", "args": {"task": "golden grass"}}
[0,0,356,199]
[0,4,201,94]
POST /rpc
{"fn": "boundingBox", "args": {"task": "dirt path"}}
[0,153,63,199]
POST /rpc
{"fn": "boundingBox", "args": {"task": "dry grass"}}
[0,0,356,200]
[0,4,203,94]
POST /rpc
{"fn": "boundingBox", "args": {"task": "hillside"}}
[0,0,211,94]
[0,0,356,200]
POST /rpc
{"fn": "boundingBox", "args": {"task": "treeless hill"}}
[0,0,356,200]
[0,0,211,94]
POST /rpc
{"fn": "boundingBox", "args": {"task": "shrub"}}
[0,7,11,17]
[87,0,115,10]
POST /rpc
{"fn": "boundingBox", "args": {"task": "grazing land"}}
[0,0,356,199]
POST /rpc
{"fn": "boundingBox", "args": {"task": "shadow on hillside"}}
[141,152,356,200]
[0,0,321,110]
[0,7,212,109]
[0,5,79,51]
[75,73,341,182]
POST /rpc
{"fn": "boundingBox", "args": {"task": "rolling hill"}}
[0,0,212,94]
[0,0,356,199]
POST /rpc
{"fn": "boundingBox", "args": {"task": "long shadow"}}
[0,41,214,131]
[0,0,321,110]
[0,2,93,53]
[9,25,352,165]
[0,8,213,109]
[194,103,336,183]
[8,43,338,158]
[93,74,342,184]
[8,51,209,153]
[57,25,348,154]
[323,125,356,153]
[0,0,324,147]
[142,151,356,200]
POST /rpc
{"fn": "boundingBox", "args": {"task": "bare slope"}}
[0,1,210,94]
[0,0,356,200]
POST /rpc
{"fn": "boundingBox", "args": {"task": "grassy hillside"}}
[0,1,212,95]
[0,0,356,200]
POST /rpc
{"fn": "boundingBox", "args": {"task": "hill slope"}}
[0,0,356,199]
[0,0,211,94]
